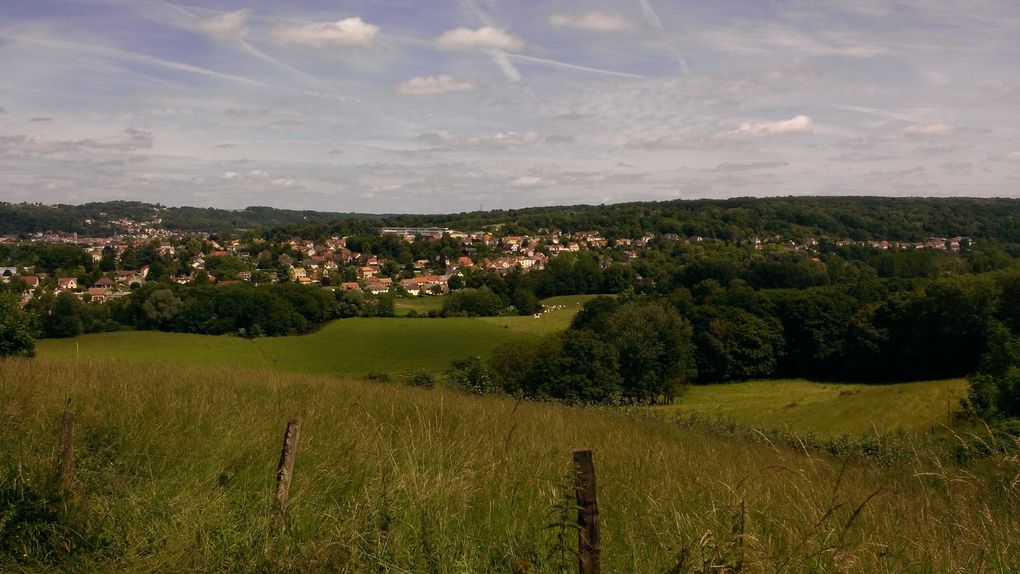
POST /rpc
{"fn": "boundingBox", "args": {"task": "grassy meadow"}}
[34,293,973,441]
[37,296,592,378]
[3,358,1020,572]
[665,378,968,438]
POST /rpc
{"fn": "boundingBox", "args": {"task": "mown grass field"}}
[393,296,444,316]
[37,296,593,378]
[2,359,1018,572]
[665,378,968,438]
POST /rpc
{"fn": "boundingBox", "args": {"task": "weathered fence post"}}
[275,419,301,512]
[573,449,600,574]
[56,398,75,495]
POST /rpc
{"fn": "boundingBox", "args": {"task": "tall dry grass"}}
[1,357,1019,572]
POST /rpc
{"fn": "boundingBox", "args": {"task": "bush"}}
[445,357,497,394]
[405,371,435,388]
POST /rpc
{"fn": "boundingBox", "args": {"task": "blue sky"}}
[1,0,1018,213]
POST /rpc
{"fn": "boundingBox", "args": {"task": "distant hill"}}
[0,201,385,235]
[5,196,1020,243]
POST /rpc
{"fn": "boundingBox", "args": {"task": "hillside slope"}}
[1,359,1016,572]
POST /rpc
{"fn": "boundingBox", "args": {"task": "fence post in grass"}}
[573,449,600,574]
[275,419,301,512]
[54,398,75,496]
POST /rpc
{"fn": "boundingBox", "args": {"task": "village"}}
[0,214,975,307]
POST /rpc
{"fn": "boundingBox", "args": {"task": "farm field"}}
[36,295,593,377]
[2,358,1018,572]
[665,378,968,438]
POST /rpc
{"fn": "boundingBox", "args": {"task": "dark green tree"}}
[601,300,696,403]
[0,295,36,357]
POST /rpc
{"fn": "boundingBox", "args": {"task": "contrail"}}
[163,2,321,85]
[238,40,322,85]
[4,33,276,89]
[507,54,647,79]
[637,0,691,75]
[489,50,523,82]
[460,0,523,82]
[638,0,664,29]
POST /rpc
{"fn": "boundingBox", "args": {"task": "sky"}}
[1,0,1019,213]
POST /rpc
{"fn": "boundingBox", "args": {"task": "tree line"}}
[442,267,1020,408]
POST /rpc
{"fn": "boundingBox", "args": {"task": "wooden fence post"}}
[56,399,75,495]
[275,419,301,512]
[573,449,600,574]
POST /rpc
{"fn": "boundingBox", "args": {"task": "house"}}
[86,287,108,303]
[94,277,115,289]
[21,275,40,290]
[57,277,78,290]
[401,278,421,296]
[116,271,145,287]
[339,282,362,291]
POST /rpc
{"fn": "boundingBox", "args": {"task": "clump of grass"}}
[2,358,1019,572]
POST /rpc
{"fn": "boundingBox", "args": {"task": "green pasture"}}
[37,295,594,377]
[665,378,968,438]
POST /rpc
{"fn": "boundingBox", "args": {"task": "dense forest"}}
[386,196,1020,244]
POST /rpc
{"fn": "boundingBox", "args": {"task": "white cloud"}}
[549,12,634,31]
[270,17,379,48]
[511,175,544,187]
[490,131,541,145]
[709,161,790,172]
[902,122,955,136]
[397,75,477,95]
[732,115,814,136]
[223,169,271,182]
[195,9,250,41]
[420,131,542,150]
[270,178,300,188]
[434,26,525,52]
